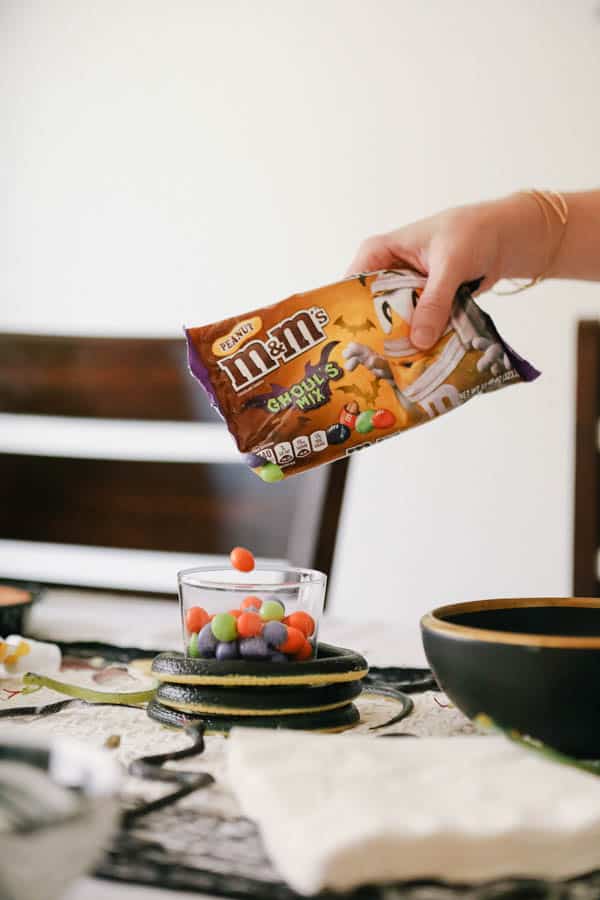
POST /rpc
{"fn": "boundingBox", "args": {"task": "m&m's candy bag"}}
[185,269,539,481]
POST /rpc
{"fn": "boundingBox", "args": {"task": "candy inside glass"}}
[178,566,326,663]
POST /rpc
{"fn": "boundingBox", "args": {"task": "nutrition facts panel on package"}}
[261,430,329,467]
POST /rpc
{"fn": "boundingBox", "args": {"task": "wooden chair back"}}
[574,321,600,595]
[0,333,348,589]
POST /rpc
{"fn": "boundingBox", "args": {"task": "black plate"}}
[422,597,600,758]
[0,578,44,635]
[147,697,360,733]
[156,679,362,715]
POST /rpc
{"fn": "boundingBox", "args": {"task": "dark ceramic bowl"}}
[421,597,600,759]
[0,579,44,635]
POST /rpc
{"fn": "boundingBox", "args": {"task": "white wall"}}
[2,1,600,648]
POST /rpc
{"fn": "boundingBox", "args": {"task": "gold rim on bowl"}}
[421,597,600,649]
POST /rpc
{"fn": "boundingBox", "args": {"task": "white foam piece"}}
[228,730,600,894]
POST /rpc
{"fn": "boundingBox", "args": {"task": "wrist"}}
[492,193,550,281]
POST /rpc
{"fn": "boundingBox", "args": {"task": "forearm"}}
[495,190,600,282]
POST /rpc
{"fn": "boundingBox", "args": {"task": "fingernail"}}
[412,326,435,348]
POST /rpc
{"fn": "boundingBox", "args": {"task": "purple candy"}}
[263,620,287,649]
[239,636,269,659]
[197,622,218,658]
[216,640,239,661]
[246,452,268,468]
[270,651,288,663]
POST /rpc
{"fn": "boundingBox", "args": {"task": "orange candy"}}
[295,640,313,661]
[284,611,315,638]
[237,611,263,638]
[230,546,255,572]
[279,625,304,655]
[185,606,210,633]
[241,595,263,610]
[229,609,243,619]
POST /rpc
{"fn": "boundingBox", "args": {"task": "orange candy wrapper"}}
[185,269,539,481]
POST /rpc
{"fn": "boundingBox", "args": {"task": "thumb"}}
[410,260,463,351]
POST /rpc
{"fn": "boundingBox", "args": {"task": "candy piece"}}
[279,625,305,655]
[258,462,284,483]
[211,613,238,642]
[295,640,313,661]
[356,410,375,434]
[262,620,287,648]
[246,452,268,468]
[260,600,285,622]
[270,651,288,663]
[188,633,201,658]
[1,636,61,675]
[185,606,210,633]
[197,622,218,657]
[237,611,263,638]
[229,609,243,619]
[326,423,351,445]
[239,636,269,659]
[4,639,29,666]
[230,546,255,572]
[372,408,396,429]
[216,640,239,661]
[339,401,359,429]
[285,611,315,638]
[241,595,263,610]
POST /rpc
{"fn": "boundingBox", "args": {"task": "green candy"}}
[211,612,238,642]
[258,462,284,483]
[260,600,285,622]
[188,632,200,658]
[356,410,375,434]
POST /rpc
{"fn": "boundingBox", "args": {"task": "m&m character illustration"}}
[338,400,360,429]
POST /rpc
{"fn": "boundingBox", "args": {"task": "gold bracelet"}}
[494,189,568,296]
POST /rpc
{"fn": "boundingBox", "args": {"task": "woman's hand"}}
[347,200,510,351]
[348,189,600,349]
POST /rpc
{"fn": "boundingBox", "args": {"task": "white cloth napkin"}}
[227,729,600,895]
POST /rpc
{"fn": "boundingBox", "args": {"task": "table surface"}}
[10,587,434,900]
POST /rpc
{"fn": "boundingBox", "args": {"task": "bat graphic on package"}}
[335,378,380,407]
[333,316,376,337]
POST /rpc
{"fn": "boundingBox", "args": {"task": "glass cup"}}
[178,566,326,663]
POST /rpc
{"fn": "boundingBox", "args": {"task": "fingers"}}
[410,257,464,351]
[342,342,364,361]
[474,341,513,374]
[476,343,502,372]
[342,342,364,372]
[346,234,400,276]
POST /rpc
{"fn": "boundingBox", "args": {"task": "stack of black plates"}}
[148,643,368,733]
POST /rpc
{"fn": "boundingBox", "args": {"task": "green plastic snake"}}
[23,672,156,706]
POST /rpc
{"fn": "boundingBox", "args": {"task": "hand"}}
[342,342,391,379]
[347,200,509,351]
